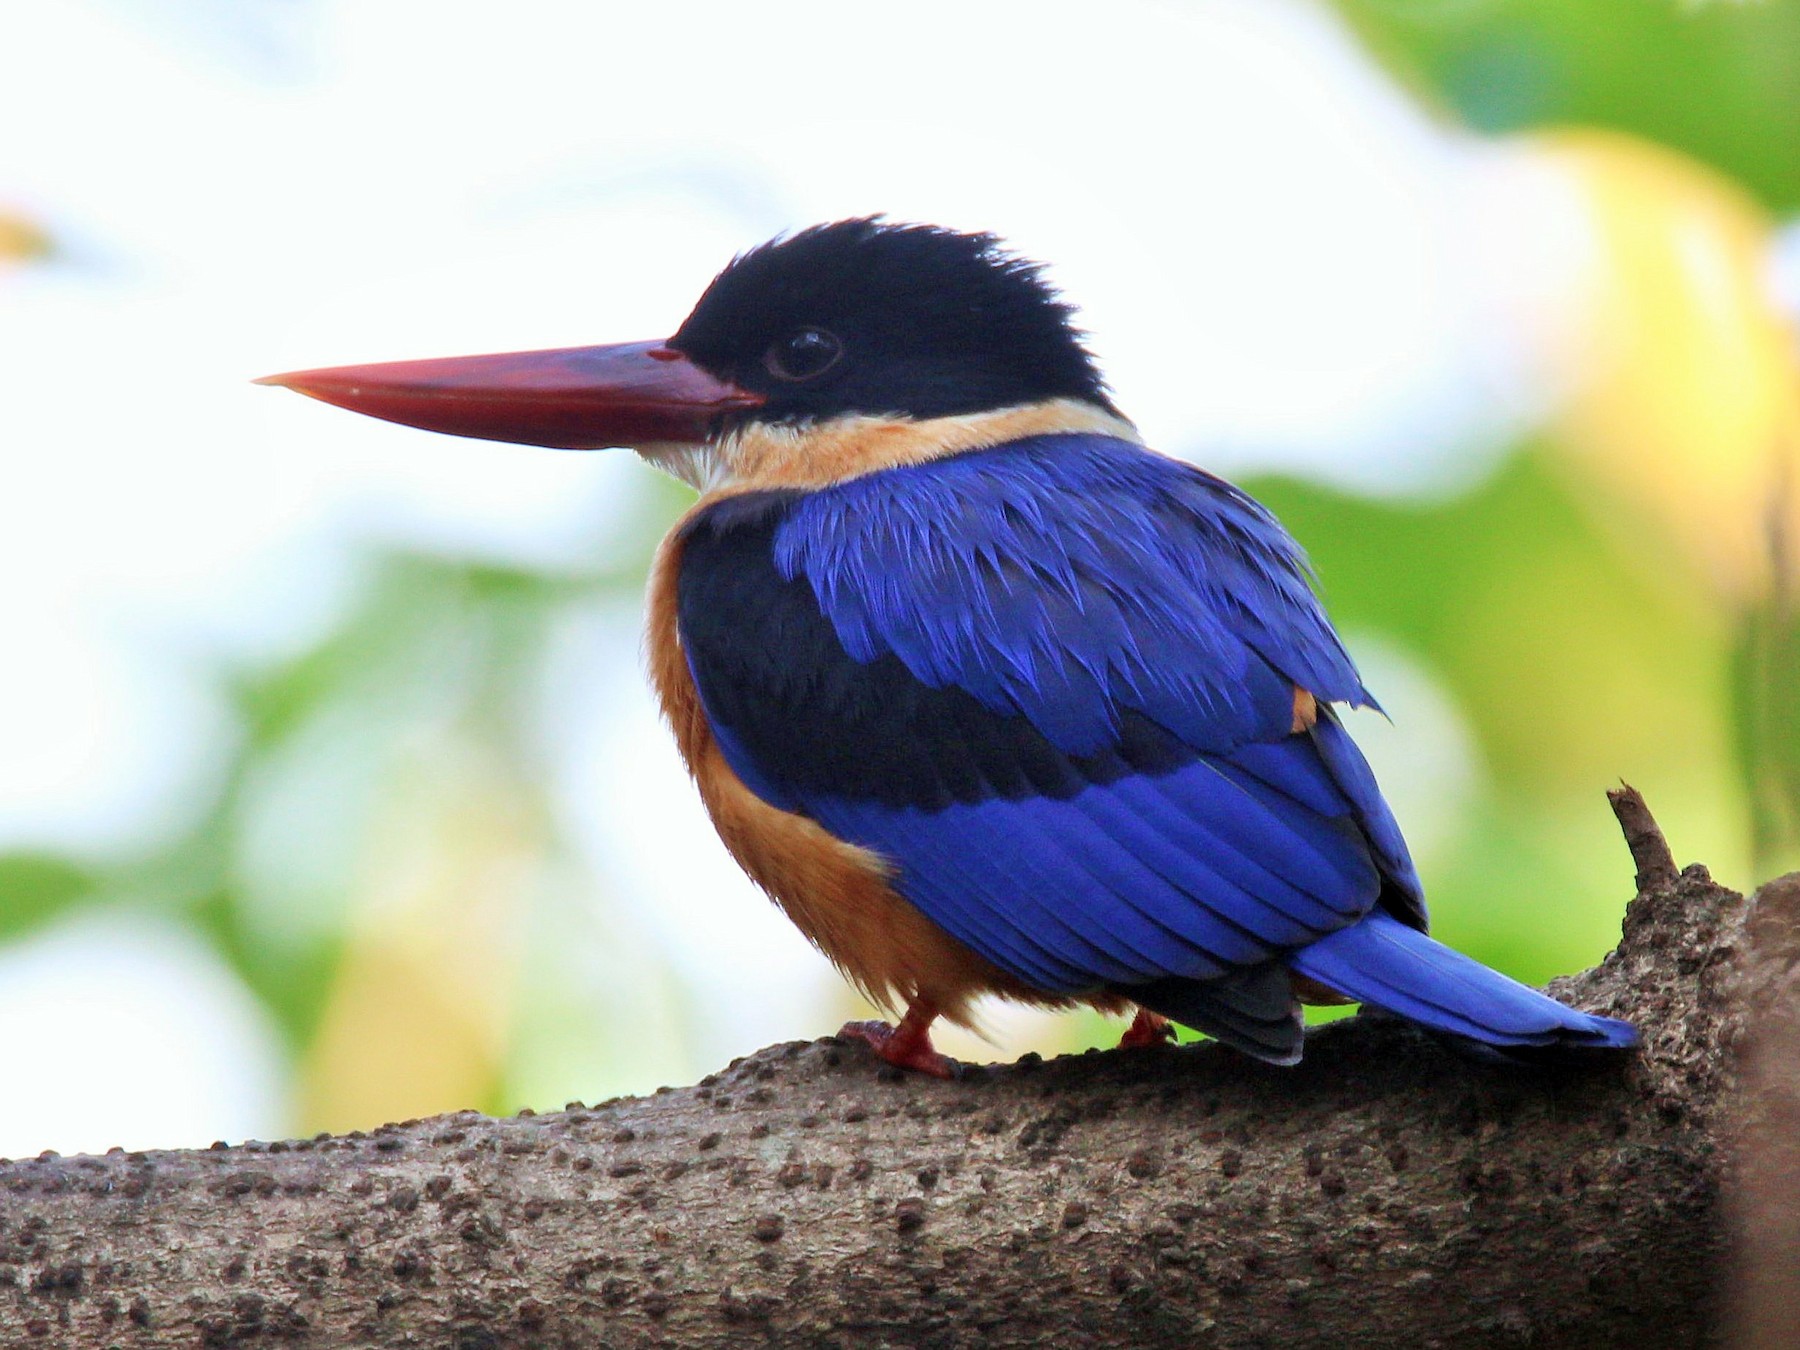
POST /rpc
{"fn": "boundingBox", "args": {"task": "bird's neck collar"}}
[640,398,1140,497]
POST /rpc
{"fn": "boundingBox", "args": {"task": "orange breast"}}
[644,520,1085,1027]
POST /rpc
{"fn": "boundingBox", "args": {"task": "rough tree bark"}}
[1727,870,1800,1348]
[0,790,1786,1348]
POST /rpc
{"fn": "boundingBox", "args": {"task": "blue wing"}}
[775,433,1379,757]
[678,433,1428,1061]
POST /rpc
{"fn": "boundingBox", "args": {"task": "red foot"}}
[1119,1008,1176,1050]
[838,1012,959,1079]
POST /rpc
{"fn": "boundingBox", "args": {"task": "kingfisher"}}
[260,218,1636,1076]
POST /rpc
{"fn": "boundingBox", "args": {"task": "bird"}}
[259,217,1637,1077]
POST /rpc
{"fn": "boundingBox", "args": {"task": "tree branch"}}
[0,790,1779,1348]
[1726,871,1800,1349]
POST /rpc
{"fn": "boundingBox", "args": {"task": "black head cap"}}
[666,218,1114,425]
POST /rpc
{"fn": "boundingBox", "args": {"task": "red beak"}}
[255,340,763,449]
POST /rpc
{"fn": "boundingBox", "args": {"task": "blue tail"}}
[1290,911,1637,1057]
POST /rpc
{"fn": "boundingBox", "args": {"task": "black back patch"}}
[676,493,1193,812]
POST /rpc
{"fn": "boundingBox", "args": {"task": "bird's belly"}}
[691,735,1024,1021]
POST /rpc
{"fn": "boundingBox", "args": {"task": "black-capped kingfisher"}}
[259,219,1636,1077]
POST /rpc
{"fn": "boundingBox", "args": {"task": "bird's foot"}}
[1119,1008,1176,1050]
[838,1018,960,1079]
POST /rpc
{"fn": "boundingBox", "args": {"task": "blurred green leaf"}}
[188,879,341,1048]
[0,854,97,942]
[1247,446,1730,800]
[1734,595,1800,874]
[1332,0,1800,209]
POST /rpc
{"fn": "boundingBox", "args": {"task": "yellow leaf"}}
[296,741,538,1134]
[0,208,52,264]
[1530,129,1800,602]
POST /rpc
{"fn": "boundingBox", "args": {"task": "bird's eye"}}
[763,328,843,382]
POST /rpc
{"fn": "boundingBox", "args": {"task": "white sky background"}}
[0,0,1554,1152]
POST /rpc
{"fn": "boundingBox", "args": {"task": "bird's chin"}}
[635,439,734,493]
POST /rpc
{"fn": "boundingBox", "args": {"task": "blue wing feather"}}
[810,734,1381,995]
[774,435,1372,756]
